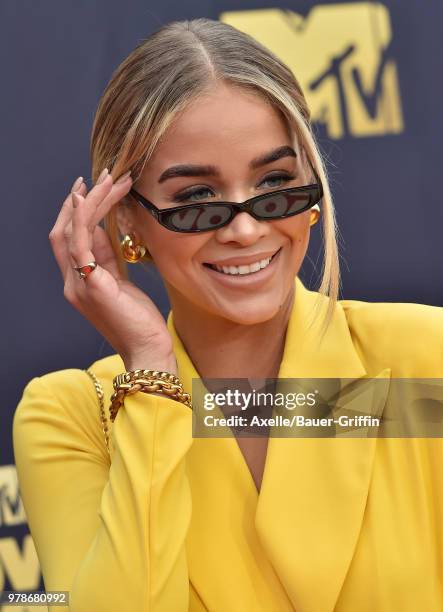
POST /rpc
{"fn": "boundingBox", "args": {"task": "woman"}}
[13,18,443,612]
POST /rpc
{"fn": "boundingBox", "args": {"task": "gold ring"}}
[73,261,97,280]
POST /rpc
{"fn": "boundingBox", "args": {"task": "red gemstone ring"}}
[73,261,97,280]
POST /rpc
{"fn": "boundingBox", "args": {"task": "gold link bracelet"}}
[109,369,192,422]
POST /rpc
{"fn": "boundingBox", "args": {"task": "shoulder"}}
[16,353,124,410]
[339,297,443,339]
[13,354,124,462]
[338,297,443,376]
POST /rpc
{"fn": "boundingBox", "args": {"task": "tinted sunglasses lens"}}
[165,205,232,232]
[253,188,316,219]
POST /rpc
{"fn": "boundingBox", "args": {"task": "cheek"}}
[295,219,312,262]
[140,219,207,277]
[277,214,311,277]
[275,212,311,247]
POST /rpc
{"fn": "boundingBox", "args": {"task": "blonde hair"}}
[90,18,340,334]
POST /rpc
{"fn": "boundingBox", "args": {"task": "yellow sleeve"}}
[12,369,193,612]
[341,300,443,376]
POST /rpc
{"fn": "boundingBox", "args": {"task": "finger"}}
[64,170,132,234]
[49,178,88,280]
[50,178,88,238]
[58,178,128,279]
[64,255,110,307]
[86,171,133,230]
[51,171,132,281]
[70,192,122,279]
[90,225,122,279]
[78,170,114,227]
[62,224,118,272]
[52,171,119,278]
[67,192,118,297]
[85,172,132,232]
[68,193,108,291]
[70,192,95,266]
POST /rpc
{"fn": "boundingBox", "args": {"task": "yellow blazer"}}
[13,277,443,611]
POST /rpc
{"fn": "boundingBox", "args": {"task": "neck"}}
[167,287,295,380]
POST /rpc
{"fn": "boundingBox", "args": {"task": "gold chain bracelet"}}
[109,369,192,422]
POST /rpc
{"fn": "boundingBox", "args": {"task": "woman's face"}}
[125,81,314,325]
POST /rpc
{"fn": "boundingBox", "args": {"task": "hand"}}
[49,169,178,375]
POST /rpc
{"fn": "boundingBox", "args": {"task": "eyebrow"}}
[157,145,297,183]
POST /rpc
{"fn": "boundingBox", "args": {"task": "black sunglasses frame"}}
[129,170,323,234]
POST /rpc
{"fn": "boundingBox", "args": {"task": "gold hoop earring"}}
[309,204,321,227]
[120,233,148,263]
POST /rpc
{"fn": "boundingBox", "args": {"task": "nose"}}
[215,209,270,246]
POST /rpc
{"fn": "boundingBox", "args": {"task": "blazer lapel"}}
[255,278,391,612]
[167,304,299,609]
[167,277,391,612]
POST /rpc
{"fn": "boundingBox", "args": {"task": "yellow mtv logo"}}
[0,535,45,609]
[0,465,26,527]
[220,3,404,139]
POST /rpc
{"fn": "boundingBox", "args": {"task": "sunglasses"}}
[129,173,323,234]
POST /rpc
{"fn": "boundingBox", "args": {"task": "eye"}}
[173,172,296,204]
[174,186,215,203]
[259,173,296,189]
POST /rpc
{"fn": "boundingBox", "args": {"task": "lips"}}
[203,247,281,270]
[203,247,282,276]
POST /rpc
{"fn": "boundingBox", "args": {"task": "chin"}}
[219,301,283,326]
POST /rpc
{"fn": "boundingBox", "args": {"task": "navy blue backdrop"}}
[1,0,442,597]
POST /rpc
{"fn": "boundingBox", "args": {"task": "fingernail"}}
[71,176,83,192]
[97,168,109,185]
[72,192,80,209]
[116,170,132,184]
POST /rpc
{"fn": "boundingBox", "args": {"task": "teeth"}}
[214,256,273,275]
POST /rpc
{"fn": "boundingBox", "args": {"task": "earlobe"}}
[116,202,153,263]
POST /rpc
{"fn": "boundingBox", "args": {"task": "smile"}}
[203,247,282,276]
